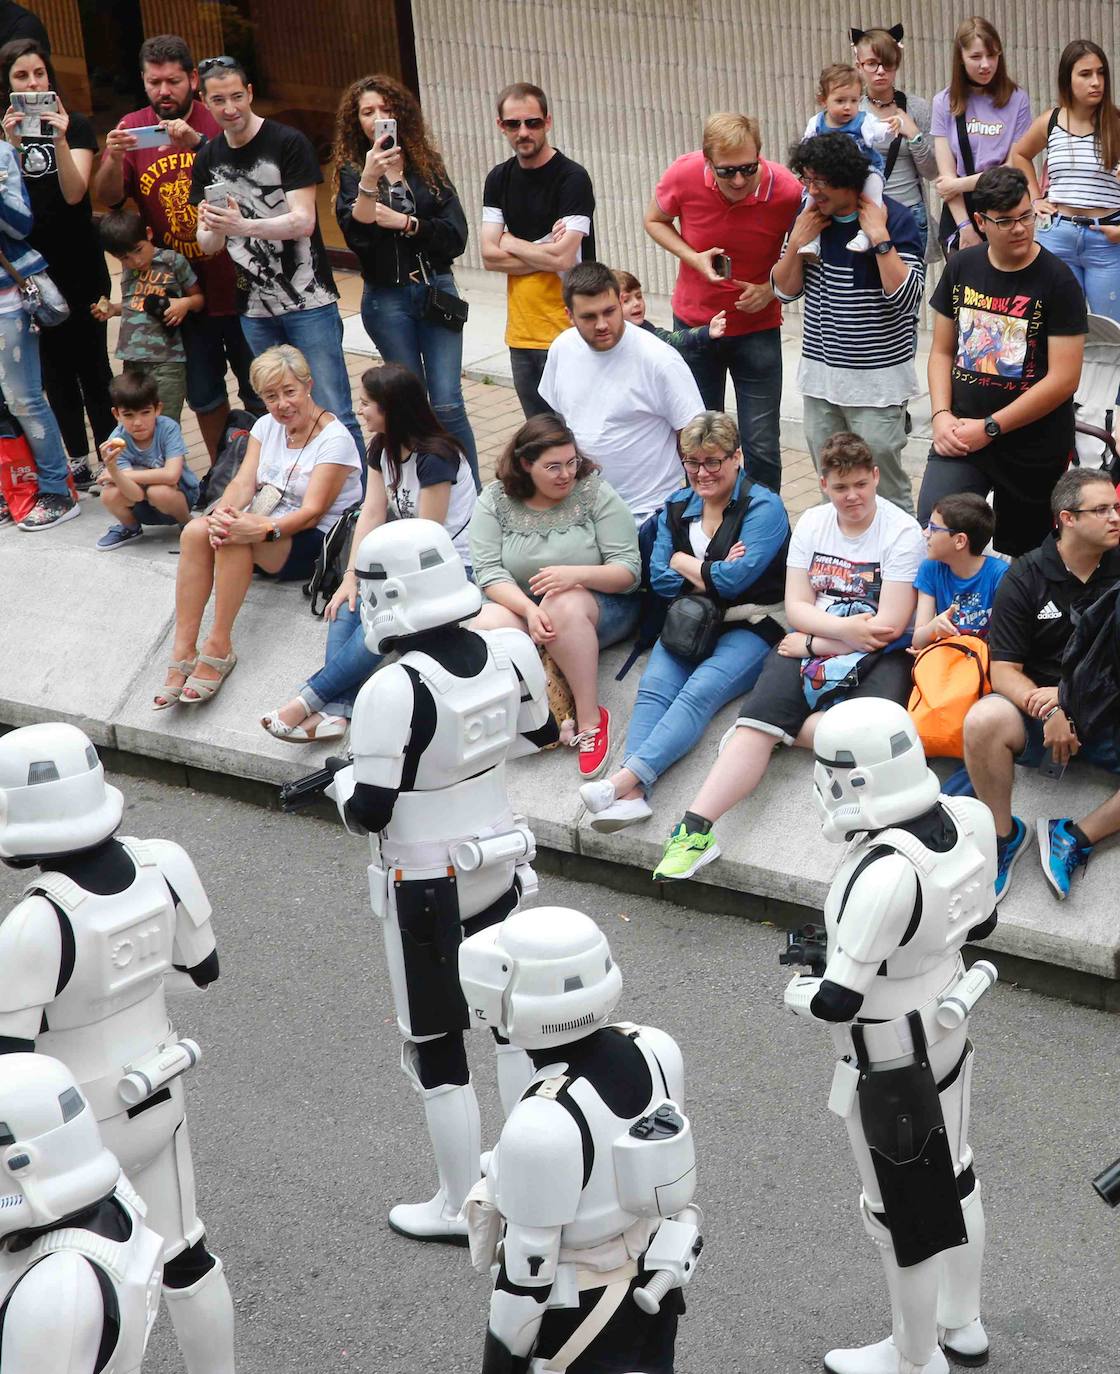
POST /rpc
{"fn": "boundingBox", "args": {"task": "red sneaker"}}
[573,706,610,779]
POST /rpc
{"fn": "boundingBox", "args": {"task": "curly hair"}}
[788,132,869,191]
[332,73,447,193]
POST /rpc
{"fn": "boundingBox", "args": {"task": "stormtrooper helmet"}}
[458,907,623,1051]
[813,698,940,842]
[0,723,123,861]
[355,519,482,654]
[0,1054,120,1237]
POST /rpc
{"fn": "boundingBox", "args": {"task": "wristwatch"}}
[983,416,1002,439]
[872,239,894,256]
[265,521,281,542]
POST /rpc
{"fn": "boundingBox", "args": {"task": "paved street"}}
[1,775,1117,1373]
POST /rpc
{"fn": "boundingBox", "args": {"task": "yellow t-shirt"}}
[506,271,570,350]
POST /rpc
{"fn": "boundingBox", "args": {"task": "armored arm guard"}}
[342,664,416,833]
[0,895,64,1050]
[141,837,218,980]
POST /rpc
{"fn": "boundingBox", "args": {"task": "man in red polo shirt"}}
[646,113,801,493]
[93,33,258,463]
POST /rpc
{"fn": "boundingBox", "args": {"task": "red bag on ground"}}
[0,432,77,520]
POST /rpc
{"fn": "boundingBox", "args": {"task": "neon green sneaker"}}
[652,823,720,881]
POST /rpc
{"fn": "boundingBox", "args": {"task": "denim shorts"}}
[181,313,252,413]
[132,479,196,526]
[1016,712,1120,775]
[592,590,641,648]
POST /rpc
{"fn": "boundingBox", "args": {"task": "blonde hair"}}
[702,113,762,163]
[678,411,740,457]
[248,344,313,395]
[818,63,862,103]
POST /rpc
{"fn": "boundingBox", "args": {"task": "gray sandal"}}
[181,651,238,704]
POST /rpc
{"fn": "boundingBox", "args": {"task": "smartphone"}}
[711,252,732,280]
[373,117,398,152]
[128,124,170,149]
[204,181,234,205]
[1038,747,1067,781]
[11,90,57,138]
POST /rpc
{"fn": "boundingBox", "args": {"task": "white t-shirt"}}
[788,495,924,612]
[251,414,363,532]
[375,446,477,565]
[538,321,704,523]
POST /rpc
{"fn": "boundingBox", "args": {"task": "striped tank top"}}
[1046,110,1120,210]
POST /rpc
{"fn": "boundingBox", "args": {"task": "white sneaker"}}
[590,797,653,832]
[846,229,872,253]
[824,1334,948,1374]
[388,1190,469,1246]
[579,779,616,813]
[797,236,822,257]
[940,1319,989,1365]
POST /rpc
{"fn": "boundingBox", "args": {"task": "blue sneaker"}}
[96,522,142,551]
[994,816,1027,903]
[1037,818,1092,900]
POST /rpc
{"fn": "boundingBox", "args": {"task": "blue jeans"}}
[509,347,551,419]
[621,628,772,792]
[240,304,364,461]
[360,277,480,489]
[672,321,783,492]
[1041,218,1120,322]
[0,309,70,495]
[300,602,379,719]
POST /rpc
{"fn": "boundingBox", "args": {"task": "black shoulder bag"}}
[938,111,985,254]
[659,485,752,663]
[881,90,908,185]
[417,256,469,333]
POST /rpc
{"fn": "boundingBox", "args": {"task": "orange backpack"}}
[907,634,992,760]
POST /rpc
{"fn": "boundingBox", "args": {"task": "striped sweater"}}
[776,196,925,407]
[0,139,48,288]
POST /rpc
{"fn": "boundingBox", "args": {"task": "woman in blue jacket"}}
[0,137,75,531]
[579,411,790,830]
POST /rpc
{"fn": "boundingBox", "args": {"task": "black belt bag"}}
[418,257,468,333]
[660,593,725,662]
[852,1012,968,1267]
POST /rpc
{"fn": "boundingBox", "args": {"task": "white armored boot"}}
[825,1200,946,1374]
[938,1184,988,1366]
[162,1256,236,1374]
[493,1039,533,1117]
[388,1070,481,1245]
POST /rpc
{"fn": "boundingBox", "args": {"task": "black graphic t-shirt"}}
[930,244,1086,472]
[190,118,337,318]
[20,111,109,304]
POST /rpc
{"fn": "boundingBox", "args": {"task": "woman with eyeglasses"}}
[1010,41,1120,324]
[851,25,938,251]
[578,412,789,830]
[469,413,640,781]
[261,362,476,740]
[332,73,478,488]
[932,17,1031,252]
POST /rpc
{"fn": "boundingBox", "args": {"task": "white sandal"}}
[261,698,348,743]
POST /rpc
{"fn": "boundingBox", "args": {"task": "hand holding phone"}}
[204,181,235,205]
[373,117,398,151]
[711,252,733,280]
[127,124,170,149]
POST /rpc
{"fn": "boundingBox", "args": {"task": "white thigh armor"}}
[0,1178,163,1374]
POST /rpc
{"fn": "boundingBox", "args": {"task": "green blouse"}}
[468,473,641,596]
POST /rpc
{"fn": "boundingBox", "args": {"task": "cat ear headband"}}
[849,23,904,47]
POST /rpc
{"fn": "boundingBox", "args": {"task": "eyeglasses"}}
[712,162,759,179]
[978,210,1036,230]
[1069,502,1120,518]
[198,55,239,76]
[858,59,896,73]
[499,117,546,131]
[801,175,834,192]
[537,457,580,476]
[681,454,733,474]
[924,520,960,536]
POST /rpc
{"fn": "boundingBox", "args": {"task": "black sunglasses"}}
[712,161,759,179]
[499,117,546,131]
[198,55,239,76]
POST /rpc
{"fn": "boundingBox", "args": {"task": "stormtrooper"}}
[783,699,998,1374]
[0,1053,164,1373]
[328,518,557,1244]
[0,722,235,1374]
[458,906,702,1374]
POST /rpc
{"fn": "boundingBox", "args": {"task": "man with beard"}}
[94,33,258,462]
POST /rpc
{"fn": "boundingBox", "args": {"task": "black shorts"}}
[735,646,914,743]
[536,1275,681,1373]
[254,527,325,583]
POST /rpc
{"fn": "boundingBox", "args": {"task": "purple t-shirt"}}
[930,88,1032,173]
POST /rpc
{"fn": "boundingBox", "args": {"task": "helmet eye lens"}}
[26,761,60,786]
[58,1088,84,1122]
[418,548,444,569]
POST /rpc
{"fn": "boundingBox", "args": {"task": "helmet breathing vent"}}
[542,1012,596,1035]
[0,1195,19,1209]
[27,761,59,785]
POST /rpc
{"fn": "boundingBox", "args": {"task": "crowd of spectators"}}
[2,16,1119,902]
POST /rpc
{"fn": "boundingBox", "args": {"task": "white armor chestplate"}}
[29,844,177,1123]
[543,1034,668,1261]
[0,1179,163,1374]
[825,797,996,1023]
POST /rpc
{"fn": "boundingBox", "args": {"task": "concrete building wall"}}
[413,0,1120,297]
